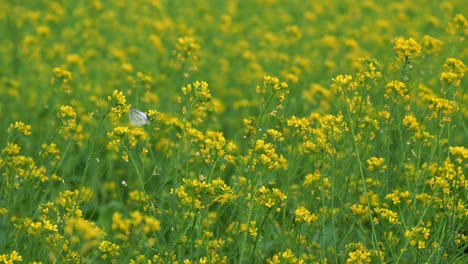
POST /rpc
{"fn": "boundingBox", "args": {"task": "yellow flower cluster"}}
[374,208,400,225]
[250,139,288,171]
[266,249,306,264]
[384,80,409,104]
[440,58,466,87]
[7,121,32,136]
[1,126,51,189]
[178,81,214,128]
[294,206,318,224]
[428,97,457,123]
[175,177,236,209]
[366,157,387,172]
[256,185,287,209]
[15,190,105,262]
[287,114,347,155]
[176,36,200,64]
[51,67,73,94]
[256,76,290,119]
[199,131,237,167]
[446,14,467,39]
[385,190,411,205]
[393,37,422,61]
[107,90,128,120]
[39,143,61,166]
[57,104,85,145]
[449,146,468,164]
[107,125,148,157]
[99,240,121,260]
[405,226,430,249]
[347,246,371,263]
[0,251,23,263]
[331,74,354,95]
[111,211,160,244]
[345,242,383,263]
[402,115,433,143]
[421,35,443,55]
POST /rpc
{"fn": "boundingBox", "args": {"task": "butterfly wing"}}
[129,107,149,126]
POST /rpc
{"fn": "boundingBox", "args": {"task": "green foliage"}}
[0,0,467,263]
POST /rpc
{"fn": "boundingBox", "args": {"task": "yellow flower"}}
[121,63,133,73]
[374,208,400,224]
[287,116,310,131]
[59,105,76,118]
[129,190,148,204]
[440,72,461,86]
[248,221,257,238]
[267,249,303,263]
[36,25,51,37]
[304,171,321,186]
[366,157,387,172]
[449,146,468,165]
[331,74,355,94]
[334,74,353,85]
[176,36,200,63]
[108,90,127,107]
[402,115,420,131]
[350,204,369,216]
[143,215,161,233]
[256,76,290,112]
[52,67,72,81]
[421,35,443,55]
[251,139,288,171]
[42,219,58,232]
[393,37,422,61]
[0,208,8,215]
[7,121,32,136]
[346,243,371,264]
[51,67,73,94]
[2,143,21,155]
[428,97,457,123]
[405,226,430,249]
[384,80,409,102]
[137,72,153,85]
[286,24,302,40]
[385,190,412,205]
[256,186,287,208]
[446,14,467,38]
[294,206,318,224]
[440,58,465,87]
[39,143,61,162]
[0,251,23,263]
[99,240,121,259]
[194,81,211,102]
[66,54,84,69]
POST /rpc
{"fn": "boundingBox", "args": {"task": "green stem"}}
[250,206,273,262]
[207,159,218,182]
[343,94,382,260]
[330,144,338,263]
[238,170,264,262]
[321,153,327,261]
[239,190,256,262]
[123,144,149,207]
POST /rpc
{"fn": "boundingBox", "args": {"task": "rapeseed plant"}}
[1,1,466,263]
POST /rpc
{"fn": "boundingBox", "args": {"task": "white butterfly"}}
[128,107,149,126]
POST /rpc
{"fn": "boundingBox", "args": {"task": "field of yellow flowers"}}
[1,0,467,263]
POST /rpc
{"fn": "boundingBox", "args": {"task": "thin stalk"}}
[250,206,273,262]
[123,144,149,206]
[343,97,382,259]
[321,153,327,261]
